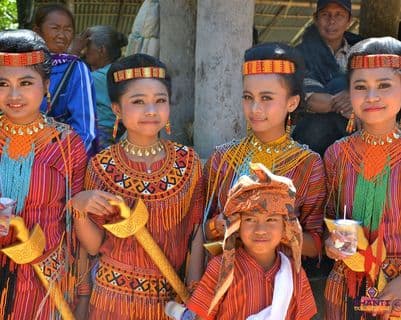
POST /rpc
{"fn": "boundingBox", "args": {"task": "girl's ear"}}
[287,95,300,113]
[111,102,122,118]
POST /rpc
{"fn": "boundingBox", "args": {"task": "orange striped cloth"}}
[204,138,326,251]
[0,129,87,320]
[324,134,401,319]
[187,248,317,320]
[85,141,204,320]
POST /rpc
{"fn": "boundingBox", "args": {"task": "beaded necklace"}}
[0,114,59,213]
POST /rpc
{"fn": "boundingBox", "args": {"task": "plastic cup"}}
[332,219,359,256]
[0,198,16,236]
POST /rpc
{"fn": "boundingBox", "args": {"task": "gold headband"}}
[0,51,45,66]
[350,54,401,69]
[113,67,166,83]
[243,59,296,75]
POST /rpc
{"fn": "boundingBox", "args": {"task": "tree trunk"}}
[160,0,197,145]
[194,0,255,158]
[359,0,401,38]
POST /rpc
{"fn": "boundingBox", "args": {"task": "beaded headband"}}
[350,54,401,69]
[0,51,45,66]
[113,67,166,83]
[243,59,296,75]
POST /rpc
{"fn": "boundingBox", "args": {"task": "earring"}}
[165,120,171,135]
[286,113,292,135]
[346,112,355,134]
[46,92,51,114]
[113,115,119,140]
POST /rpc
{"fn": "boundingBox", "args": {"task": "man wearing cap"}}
[293,0,363,157]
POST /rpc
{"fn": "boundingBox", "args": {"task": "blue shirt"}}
[40,55,97,152]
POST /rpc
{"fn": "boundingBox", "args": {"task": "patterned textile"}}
[324,133,401,319]
[204,135,325,252]
[0,123,87,320]
[86,140,203,320]
[187,248,316,320]
[209,164,303,313]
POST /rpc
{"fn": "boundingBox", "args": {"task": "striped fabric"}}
[187,248,317,320]
[0,131,87,319]
[204,139,326,251]
[323,135,401,319]
[85,142,204,320]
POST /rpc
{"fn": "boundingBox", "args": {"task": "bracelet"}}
[208,217,221,239]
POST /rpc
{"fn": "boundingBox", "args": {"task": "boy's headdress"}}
[208,163,302,314]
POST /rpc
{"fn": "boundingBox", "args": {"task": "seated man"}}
[293,0,362,156]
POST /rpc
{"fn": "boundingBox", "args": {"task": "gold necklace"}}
[0,114,47,135]
[120,138,164,157]
[250,134,296,154]
[360,127,401,145]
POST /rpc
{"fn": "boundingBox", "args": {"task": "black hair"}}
[34,3,75,30]
[348,36,401,74]
[347,36,401,121]
[107,53,172,103]
[243,42,305,101]
[89,25,128,62]
[0,29,52,80]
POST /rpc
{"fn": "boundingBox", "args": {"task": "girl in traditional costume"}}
[324,37,401,319]
[204,43,326,259]
[186,163,317,319]
[0,30,87,319]
[71,53,204,320]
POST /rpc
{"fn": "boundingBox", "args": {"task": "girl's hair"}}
[34,3,75,30]
[107,53,172,103]
[0,29,52,80]
[89,25,128,63]
[347,36,401,121]
[347,36,401,74]
[243,42,305,100]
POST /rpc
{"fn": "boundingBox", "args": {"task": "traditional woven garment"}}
[86,140,203,320]
[187,248,316,320]
[0,116,87,319]
[188,164,316,319]
[204,133,325,250]
[324,130,401,320]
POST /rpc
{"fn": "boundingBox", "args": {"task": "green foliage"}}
[0,0,18,30]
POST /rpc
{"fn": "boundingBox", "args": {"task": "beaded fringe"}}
[90,284,172,320]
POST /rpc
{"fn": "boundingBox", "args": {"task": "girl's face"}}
[239,212,284,265]
[350,67,401,133]
[36,10,74,54]
[0,66,48,124]
[242,74,299,141]
[112,78,170,144]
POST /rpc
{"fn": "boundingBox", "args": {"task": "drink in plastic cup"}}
[0,198,16,236]
[332,219,359,256]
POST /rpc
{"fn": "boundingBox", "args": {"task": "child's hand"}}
[324,233,351,261]
[70,190,120,217]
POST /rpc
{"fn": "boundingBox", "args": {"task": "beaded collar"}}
[360,127,401,145]
[250,134,296,154]
[0,115,47,135]
[120,138,164,157]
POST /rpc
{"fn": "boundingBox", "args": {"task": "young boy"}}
[186,163,317,320]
